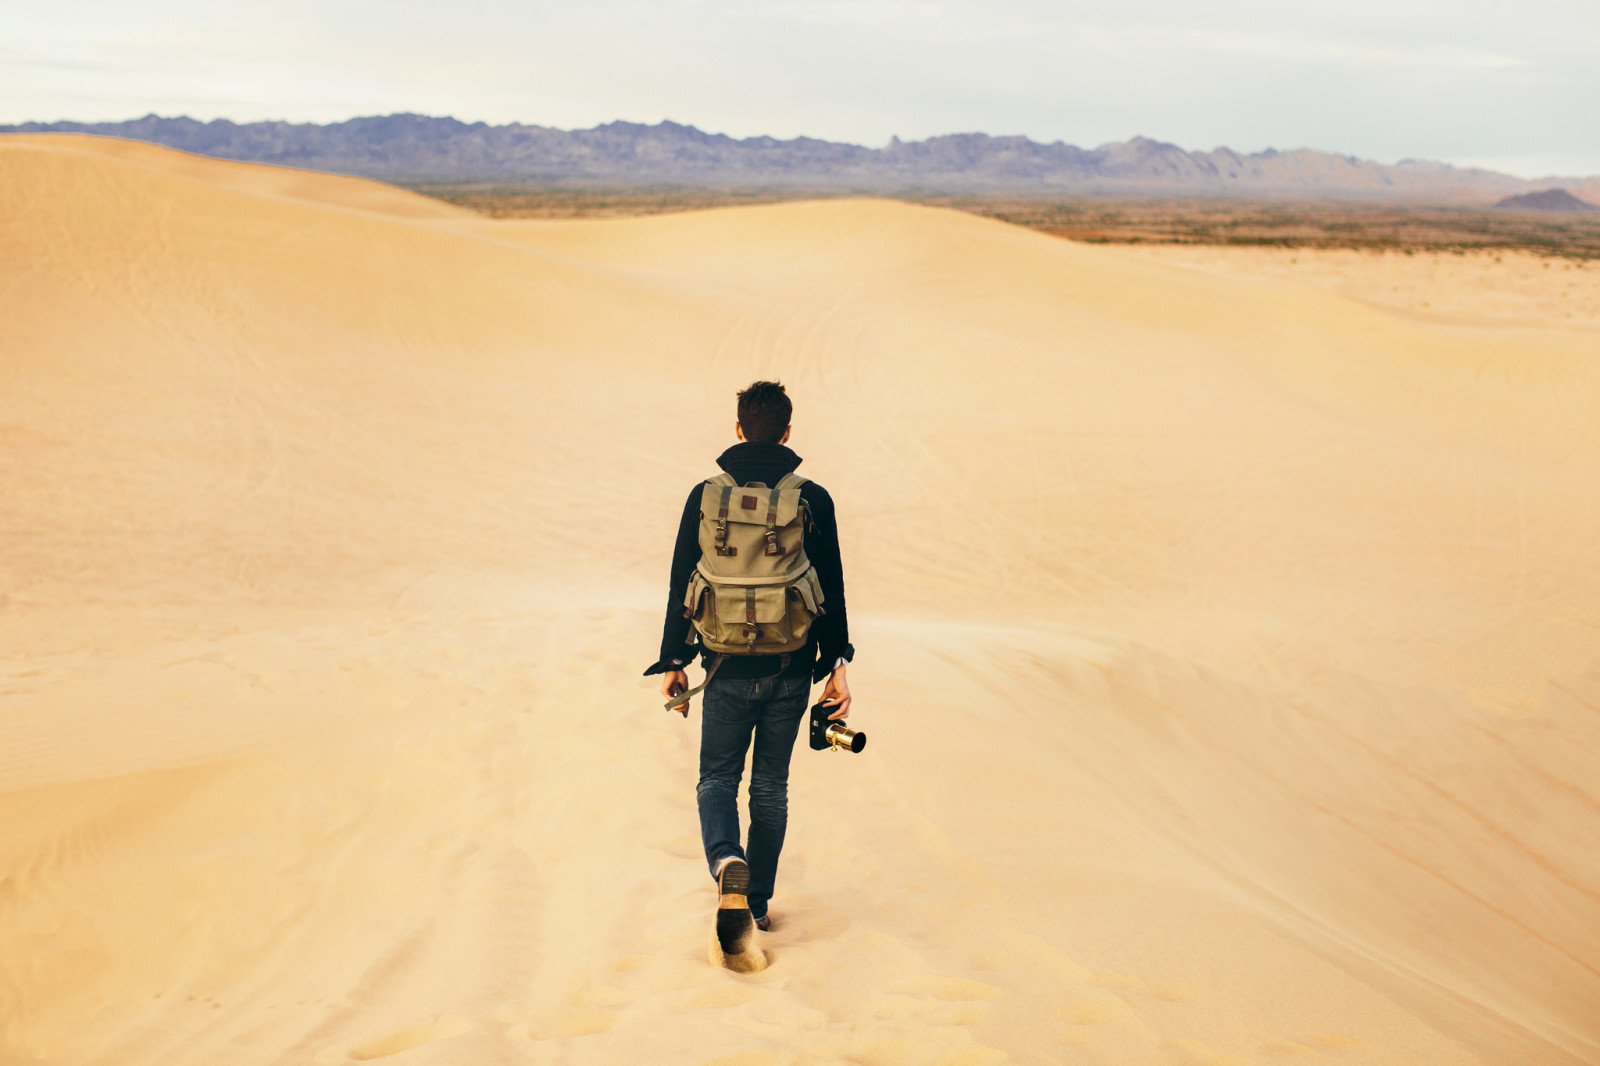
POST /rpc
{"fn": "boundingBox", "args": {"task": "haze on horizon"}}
[6,0,1599,180]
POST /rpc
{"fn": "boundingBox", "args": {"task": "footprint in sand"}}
[550,1009,615,1038]
[1060,995,1135,1026]
[1093,971,1200,1001]
[682,983,771,1009]
[345,1016,471,1060]
[881,975,1002,1027]
[887,975,1001,1001]
[610,953,651,972]
[697,1053,790,1066]
[513,1008,618,1041]
[1164,1038,1253,1065]
[1258,1033,1363,1055]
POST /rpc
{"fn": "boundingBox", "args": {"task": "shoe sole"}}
[713,860,765,971]
[718,858,750,899]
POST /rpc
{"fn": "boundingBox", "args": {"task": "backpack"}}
[683,472,825,657]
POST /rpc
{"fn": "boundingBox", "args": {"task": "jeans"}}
[697,672,812,918]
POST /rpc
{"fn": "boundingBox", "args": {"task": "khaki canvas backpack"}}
[684,472,825,657]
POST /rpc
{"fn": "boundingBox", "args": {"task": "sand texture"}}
[2,134,1599,1065]
[1124,245,1600,330]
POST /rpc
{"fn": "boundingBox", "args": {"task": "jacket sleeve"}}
[643,485,705,676]
[803,483,854,681]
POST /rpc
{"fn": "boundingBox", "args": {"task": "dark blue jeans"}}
[697,673,811,919]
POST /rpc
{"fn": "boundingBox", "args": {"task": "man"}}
[644,380,853,960]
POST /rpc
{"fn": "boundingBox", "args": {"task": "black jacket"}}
[644,441,853,683]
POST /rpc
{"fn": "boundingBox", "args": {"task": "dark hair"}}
[736,381,792,443]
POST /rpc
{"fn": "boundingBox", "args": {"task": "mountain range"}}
[5,113,1595,201]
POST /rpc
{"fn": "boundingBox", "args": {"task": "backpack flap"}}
[697,480,806,573]
[748,585,789,624]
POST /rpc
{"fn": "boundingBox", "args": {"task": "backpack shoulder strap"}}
[778,473,814,531]
[703,473,737,556]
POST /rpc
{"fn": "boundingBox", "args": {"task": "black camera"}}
[809,702,866,753]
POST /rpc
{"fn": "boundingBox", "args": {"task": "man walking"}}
[644,381,853,967]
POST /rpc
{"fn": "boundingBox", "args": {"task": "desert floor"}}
[2,134,1598,1066]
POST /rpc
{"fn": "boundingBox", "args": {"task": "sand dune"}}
[2,134,1598,1065]
[1125,244,1600,330]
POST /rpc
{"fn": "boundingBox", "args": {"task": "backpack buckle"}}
[716,545,737,556]
[764,530,782,557]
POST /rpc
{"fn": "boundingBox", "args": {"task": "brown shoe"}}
[715,859,754,956]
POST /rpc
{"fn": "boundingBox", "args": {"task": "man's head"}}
[735,380,792,444]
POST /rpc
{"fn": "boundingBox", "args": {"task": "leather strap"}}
[764,484,783,555]
[715,484,734,554]
[664,654,725,711]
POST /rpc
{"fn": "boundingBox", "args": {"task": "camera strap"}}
[661,649,795,711]
[663,653,725,710]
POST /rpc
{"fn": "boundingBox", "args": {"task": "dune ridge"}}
[2,136,1598,1065]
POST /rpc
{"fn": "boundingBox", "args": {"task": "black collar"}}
[715,441,804,480]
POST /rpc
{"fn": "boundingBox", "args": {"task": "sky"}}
[5,0,1598,178]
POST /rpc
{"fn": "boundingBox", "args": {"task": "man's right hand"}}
[820,662,852,720]
[661,669,691,715]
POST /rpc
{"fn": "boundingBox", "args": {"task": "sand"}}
[1123,244,1600,330]
[2,133,1597,1065]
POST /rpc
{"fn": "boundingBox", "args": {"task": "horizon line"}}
[6,112,1597,184]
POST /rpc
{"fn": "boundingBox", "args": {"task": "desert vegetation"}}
[415,184,1600,258]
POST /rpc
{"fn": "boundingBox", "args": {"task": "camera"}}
[809,701,866,753]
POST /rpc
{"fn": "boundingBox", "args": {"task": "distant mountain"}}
[5,113,1596,200]
[1494,188,1597,212]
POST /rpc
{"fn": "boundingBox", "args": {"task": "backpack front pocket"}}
[684,572,710,621]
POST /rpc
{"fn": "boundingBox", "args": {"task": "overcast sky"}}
[5,0,1597,177]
